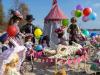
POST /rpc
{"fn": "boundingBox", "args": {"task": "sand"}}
[21,60,99,75]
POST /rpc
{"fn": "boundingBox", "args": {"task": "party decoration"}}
[71,10,76,16]
[75,10,82,18]
[35,45,43,51]
[82,16,89,22]
[90,32,97,37]
[7,25,18,37]
[82,29,90,37]
[76,4,83,11]
[88,12,97,20]
[83,7,92,16]
[34,28,43,37]
[62,19,69,26]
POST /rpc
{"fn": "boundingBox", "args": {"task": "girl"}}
[21,15,35,44]
[67,17,80,45]
[24,35,34,50]
[55,27,68,45]
[8,10,24,45]
[39,35,50,48]
[8,10,23,32]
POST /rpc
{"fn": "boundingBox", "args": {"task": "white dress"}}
[25,41,33,50]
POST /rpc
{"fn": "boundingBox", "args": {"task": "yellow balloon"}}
[34,28,43,37]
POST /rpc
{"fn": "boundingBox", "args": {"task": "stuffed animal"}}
[4,53,20,75]
[54,67,67,75]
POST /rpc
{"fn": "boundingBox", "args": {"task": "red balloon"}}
[83,8,92,16]
[7,25,18,37]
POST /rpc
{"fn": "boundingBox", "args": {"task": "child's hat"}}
[0,33,9,43]
[26,15,35,21]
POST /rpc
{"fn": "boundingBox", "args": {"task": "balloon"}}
[62,19,69,26]
[83,8,92,16]
[75,10,82,18]
[7,25,18,37]
[90,33,97,37]
[71,10,76,16]
[35,45,43,51]
[88,12,97,20]
[76,4,83,11]
[82,16,89,22]
[34,28,43,37]
[82,29,90,37]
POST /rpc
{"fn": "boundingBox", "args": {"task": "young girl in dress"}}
[25,35,34,50]
[8,10,24,45]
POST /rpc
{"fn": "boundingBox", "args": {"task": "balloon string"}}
[55,58,58,74]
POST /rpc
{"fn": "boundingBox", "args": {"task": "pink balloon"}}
[82,16,89,22]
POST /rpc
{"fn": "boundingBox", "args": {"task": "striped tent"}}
[44,0,67,46]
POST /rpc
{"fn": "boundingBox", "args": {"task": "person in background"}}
[21,15,35,43]
[67,17,80,45]
[0,33,10,52]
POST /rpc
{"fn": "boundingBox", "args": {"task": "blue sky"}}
[2,0,100,29]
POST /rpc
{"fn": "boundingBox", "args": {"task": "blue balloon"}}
[35,45,43,51]
[82,29,90,37]
[90,33,97,37]
[88,12,97,20]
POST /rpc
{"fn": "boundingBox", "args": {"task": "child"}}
[39,35,50,48]
[0,33,10,52]
[55,27,68,45]
[8,10,23,33]
[67,17,79,45]
[24,35,34,50]
[8,10,24,45]
[21,15,35,43]
[4,53,20,75]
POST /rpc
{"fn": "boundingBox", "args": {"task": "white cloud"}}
[93,3,100,7]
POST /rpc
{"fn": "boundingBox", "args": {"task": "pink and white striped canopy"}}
[45,0,67,21]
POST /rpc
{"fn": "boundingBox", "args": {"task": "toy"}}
[4,53,20,75]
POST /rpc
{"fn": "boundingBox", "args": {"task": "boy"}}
[21,15,35,43]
